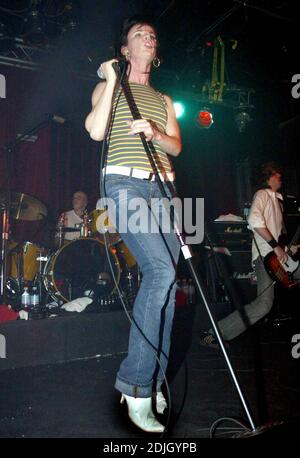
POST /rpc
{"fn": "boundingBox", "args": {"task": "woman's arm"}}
[85,59,118,141]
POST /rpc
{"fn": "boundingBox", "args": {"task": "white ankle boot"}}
[156,392,168,414]
[120,394,165,433]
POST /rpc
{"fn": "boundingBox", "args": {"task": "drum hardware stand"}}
[126,271,133,291]
[118,71,259,435]
[14,245,24,299]
[0,201,11,303]
[57,226,64,249]
[81,211,89,238]
[0,204,23,304]
[67,278,73,302]
[35,249,49,310]
[0,114,55,304]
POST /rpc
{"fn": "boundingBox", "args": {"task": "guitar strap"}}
[277,196,288,243]
[251,228,265,263]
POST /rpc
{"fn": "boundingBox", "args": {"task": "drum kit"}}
[0,191,139,311]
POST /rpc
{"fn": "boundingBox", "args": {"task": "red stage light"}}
[197,110,214,128]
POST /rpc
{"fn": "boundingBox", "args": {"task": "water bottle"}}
[21,286,31,309]
[31,286,39,308]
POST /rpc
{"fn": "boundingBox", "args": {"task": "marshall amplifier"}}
[205,221,256,306]
[205,249,257,306]
[206,220,252,250]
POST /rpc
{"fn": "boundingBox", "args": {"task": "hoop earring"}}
[152,57,161,68]
[125,51,130,59]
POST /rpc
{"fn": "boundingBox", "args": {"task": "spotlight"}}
[197,109,214,128]
[173,102,185,119]
[234,110,252,133]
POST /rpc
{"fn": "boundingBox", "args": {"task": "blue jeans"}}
[104,175,180,397]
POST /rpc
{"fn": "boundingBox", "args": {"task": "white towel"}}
[61,297,93,313]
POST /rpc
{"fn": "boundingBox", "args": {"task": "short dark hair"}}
[116,15,158,57]
[252,161,283,190]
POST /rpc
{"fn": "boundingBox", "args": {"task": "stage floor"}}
[0,303,300,439]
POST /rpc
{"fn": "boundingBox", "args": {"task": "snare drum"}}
[43,237,120,303]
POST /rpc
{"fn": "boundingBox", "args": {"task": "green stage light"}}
[173,102,185,119]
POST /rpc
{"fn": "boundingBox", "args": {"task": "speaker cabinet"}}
[206,249,257,308]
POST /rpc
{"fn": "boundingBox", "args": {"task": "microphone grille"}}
[97,66,105,79]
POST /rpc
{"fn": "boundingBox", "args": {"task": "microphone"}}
[97,66,105,79]
[97,59,127,79]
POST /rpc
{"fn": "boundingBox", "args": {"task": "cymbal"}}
[0,191,47,221]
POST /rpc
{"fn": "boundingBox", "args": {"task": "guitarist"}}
[200,162,300,348]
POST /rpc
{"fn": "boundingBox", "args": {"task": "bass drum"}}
[44,238,120,303]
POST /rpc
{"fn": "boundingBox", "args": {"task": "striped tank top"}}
[107,82,173,173]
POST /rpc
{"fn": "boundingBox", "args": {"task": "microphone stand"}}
[0,114,56,304]
[118,69,257,434]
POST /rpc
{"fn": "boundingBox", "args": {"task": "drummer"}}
[56,191,88,243]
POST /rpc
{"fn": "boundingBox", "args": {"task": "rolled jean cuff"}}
[115,376,153,398]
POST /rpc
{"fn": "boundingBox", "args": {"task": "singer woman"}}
[85,15,182,433]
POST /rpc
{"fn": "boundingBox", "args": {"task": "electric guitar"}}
[264,225,300,288]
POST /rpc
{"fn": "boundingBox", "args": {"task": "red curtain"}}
[0,65,100,249]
